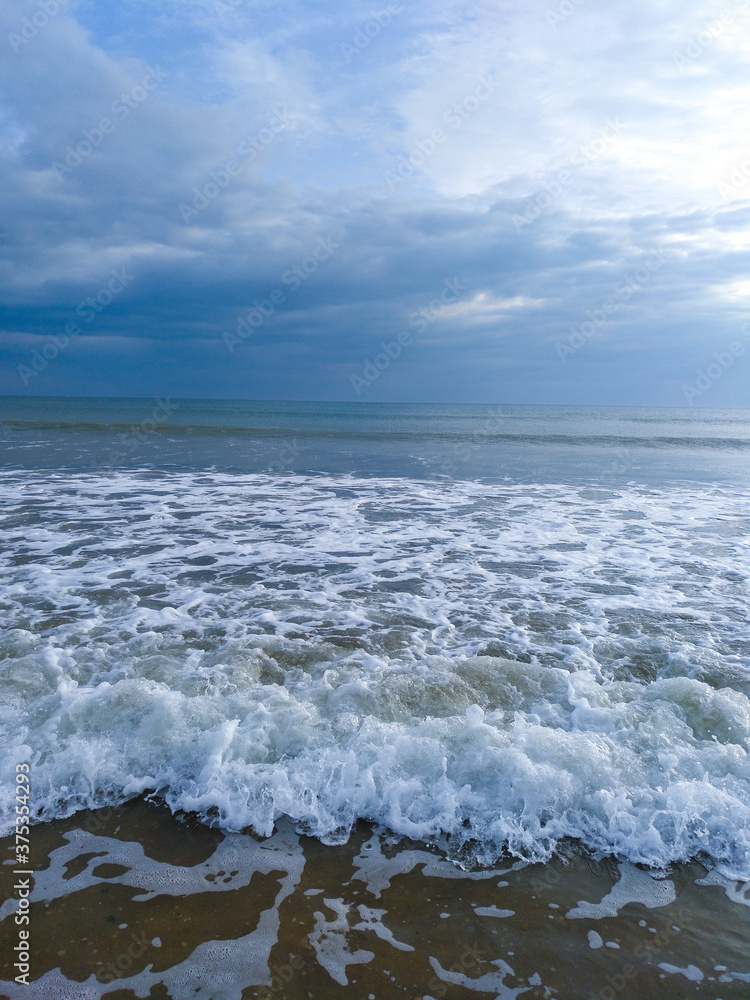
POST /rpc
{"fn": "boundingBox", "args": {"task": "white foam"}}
[474,905,515,918]
[718,970,750,983]
[695,870,750,906]
[308,898,375,985]
[0,820,305,1000]
[566,862,675,919]
[0,819,303,921]
[1,472,749,877]
[428,956,531,999]
[351,836,501,899]
[353,905,415,951]
[658,963,704,982]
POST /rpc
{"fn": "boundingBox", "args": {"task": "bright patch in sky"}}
[1,0,749,403]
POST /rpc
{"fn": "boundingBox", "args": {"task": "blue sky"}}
[1,0,750,404]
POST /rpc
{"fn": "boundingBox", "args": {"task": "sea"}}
[2,398,750,881]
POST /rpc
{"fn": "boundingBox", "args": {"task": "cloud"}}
[1,0,749,404]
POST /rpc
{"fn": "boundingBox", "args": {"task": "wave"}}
[4,419,750,450]
[1,472,749,877]
[2,652,749,877]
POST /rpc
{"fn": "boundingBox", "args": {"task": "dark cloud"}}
[1,0,749,403]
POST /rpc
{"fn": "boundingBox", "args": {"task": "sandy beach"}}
[1,798,749,999]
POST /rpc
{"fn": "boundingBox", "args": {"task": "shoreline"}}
[1,799,749,999]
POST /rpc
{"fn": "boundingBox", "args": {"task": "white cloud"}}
[1,0,749,402]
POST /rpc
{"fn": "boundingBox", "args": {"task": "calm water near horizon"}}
[2,397,750,483]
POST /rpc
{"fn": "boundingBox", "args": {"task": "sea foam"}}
[1,471,749,877]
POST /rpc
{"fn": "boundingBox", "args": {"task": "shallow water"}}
[1,801,749,999]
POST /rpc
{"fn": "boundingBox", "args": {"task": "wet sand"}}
[1,800,749,999]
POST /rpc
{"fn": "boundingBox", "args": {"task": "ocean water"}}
[1,399,750,878]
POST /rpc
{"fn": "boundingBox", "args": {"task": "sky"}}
[1,0,749,405]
